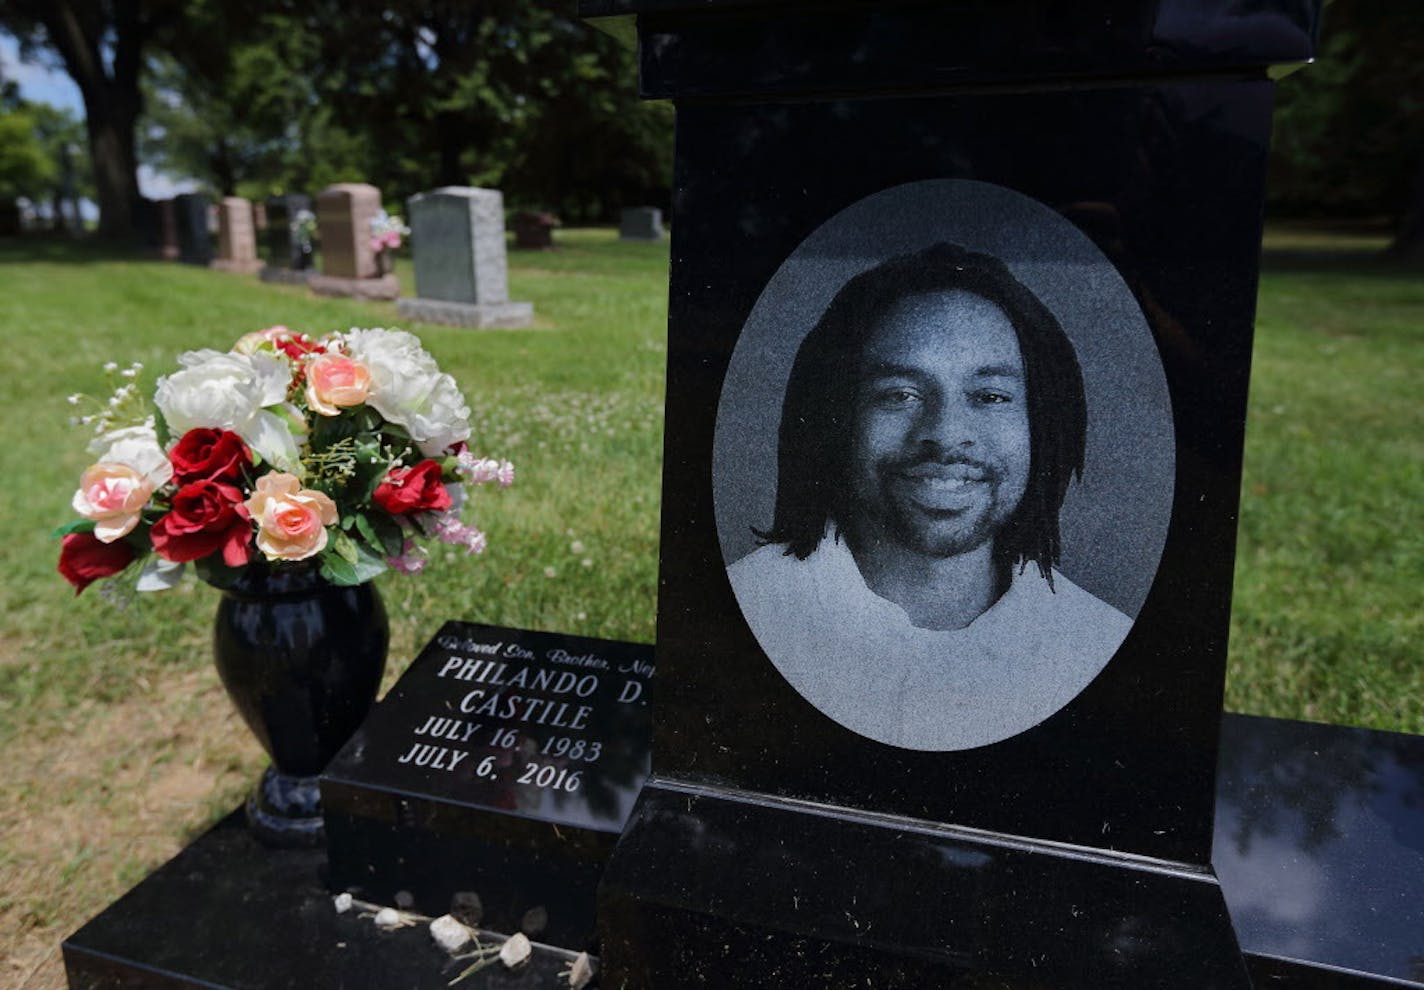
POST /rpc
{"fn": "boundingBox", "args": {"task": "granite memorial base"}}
[395,297,534,328]
[259,265,313,285]
[309,272,401,301]
[321,622,654,952]
[61,810,588,990]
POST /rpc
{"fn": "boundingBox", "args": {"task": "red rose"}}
[58,532,138,594]
[276,335,323,361]
[169,429,251,484]
[373,459,452,515]
[150,480,253,566]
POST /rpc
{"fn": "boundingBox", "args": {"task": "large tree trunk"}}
[29,0,151,239]
[86,97,141,238]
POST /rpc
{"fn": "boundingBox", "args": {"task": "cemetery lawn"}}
[0,223,1419,986]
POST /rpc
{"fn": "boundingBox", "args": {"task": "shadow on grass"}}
[0,234,165,266]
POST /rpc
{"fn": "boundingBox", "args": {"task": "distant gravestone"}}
[252,201,267,232]
[157,199,180,260]
[395,187,533,328]
[133,197,160,253]
[174,194,212,266]
[309,183,399,300]
[210,196,263,274]
[261,193,313,284]
[511,211,557,250]
[619,207,664,242]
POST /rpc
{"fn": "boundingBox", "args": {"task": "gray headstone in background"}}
[619,206,664,242]
[174,194,212,266]
[212,196,263,273]
[396,186,533,329]
[316,183,382,279]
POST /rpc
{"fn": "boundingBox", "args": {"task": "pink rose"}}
[305,354,372,416]
[243,472,338,561]
[71,462,155,542]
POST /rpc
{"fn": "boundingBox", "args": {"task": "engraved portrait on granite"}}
[713,179,1175,751]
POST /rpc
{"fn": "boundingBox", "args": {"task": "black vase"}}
[212,561,389,847]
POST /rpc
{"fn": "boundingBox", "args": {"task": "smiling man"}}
[727,242,1132,750]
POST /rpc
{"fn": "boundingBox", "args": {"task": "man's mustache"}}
[892,452,998,482]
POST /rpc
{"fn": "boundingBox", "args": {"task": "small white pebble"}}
[429,914,471,953]
[499,932,532,969]
[334,892,353,913]
[373,907,401,929]
[568,952,595,989]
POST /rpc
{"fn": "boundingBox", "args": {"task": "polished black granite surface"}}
[61,714,1424,988]
[651,79,1272,868]
[1214,714,1424,989]
[321,622,653,948]
[582,0,1320,98]
[62,811,586,990]
[602,779,1254,988]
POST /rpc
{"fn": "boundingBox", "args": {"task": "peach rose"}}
[305,354,372,416]
[243,472,338,561]
[72,462,154,542]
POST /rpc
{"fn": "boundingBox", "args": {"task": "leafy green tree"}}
[0,0,181,238]
[1269,1,1424,255]
[293,0,671,219]
[0,104,56,200]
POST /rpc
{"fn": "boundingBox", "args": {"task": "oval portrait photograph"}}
[713,179,1175,752]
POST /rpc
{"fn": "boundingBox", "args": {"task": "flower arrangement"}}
[58,326,512,597]
[369,210,409,255]
[292,208,318,253]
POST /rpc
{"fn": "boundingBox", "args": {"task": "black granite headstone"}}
[173,192,212,266]
[580,0,1321,986]
[321,621,653,951]
[264,192,312,269]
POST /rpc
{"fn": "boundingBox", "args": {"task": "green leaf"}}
[153,409,171,448]
[52,519,95,539]
[319,542,385,586]
[330,529,359,564]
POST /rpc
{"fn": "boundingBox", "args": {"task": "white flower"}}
[340,328,471,456]
[498,933,531,969]
[155,350,301,471]
[373,907,401,929]
[567,952,595,989]
[86,424,173,487]
[333,893,353,914]
[429,914,471,953]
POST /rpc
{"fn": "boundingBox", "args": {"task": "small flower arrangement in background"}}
[369,210,409,255]
[292,208,318,254]
[58,326,512,597]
